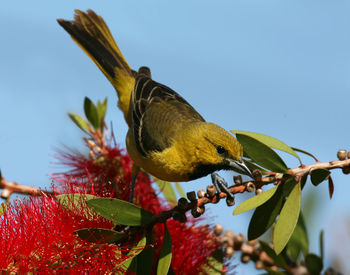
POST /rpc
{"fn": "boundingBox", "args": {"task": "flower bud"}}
[226,197,235,207]
[224,230,234,239]
[186,191,196,201]
[255,260,264,269]
[246,182,255,192]
[213,224,224,236]
[197,189,206,198]
[233,175,242,185]
[191,207,201,218]
[337,149,347,160]
[206,185,217,197]
[241,253,250,263]
[177,197,188,210]
[342,166,350,174]
[225,246,234,258]
[233,233,245,250]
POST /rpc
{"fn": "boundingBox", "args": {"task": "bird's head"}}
[180,122,252,180]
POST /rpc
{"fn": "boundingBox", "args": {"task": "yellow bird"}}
[57,10,252,201]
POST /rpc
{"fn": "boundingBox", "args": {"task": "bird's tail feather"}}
[57,9,135,125]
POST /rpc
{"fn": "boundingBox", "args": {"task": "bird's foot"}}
[211,173,235,201]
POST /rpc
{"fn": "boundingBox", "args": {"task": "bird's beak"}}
[228,159,253,178]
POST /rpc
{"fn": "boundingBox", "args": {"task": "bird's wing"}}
[132,75,205,156]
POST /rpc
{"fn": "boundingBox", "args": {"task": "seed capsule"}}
[337,149,347,160]
[246,182,255,192]
[207,185,217,197]
[197,189,206,198]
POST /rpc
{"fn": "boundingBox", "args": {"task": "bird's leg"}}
[211,173,234,200]
[129,165,141,203]
[129,174,138,202]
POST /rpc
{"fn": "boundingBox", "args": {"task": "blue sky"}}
[1,1,350,273]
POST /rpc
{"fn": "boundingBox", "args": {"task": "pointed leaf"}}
[122,236,147,271]
[175,182,186,198]
[235,134,288,173]
[56,194,98,216]
[68,113,90,133]
[133,230,154,275]
[84,97,100,129]
[234,186,278,215]
[75,228,125,244]
[319,230,324,261]
[273,182,301,255]
[86,198,153,226]
[328,176,334,199]
[157,225,172,275]
[155,179,177,206]
[97,98,108,120]
[231,130,301,163]
[285,213,309,260]
[259,241,287,267]
[200,249,224,274]
[248,178,297,240]
[310,169,330,186]
[305,254,323,275]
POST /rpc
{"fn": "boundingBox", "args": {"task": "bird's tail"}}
[57,9,135,126]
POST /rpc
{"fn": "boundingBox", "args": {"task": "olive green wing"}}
[132,75,205,156]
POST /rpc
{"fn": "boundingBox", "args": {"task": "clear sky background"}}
[1,1,349,273]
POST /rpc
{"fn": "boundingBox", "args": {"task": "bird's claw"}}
[211,173,235,200]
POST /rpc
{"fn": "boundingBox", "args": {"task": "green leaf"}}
[133,230,154,275]
[234,186,278,215]
[155,179,177,207]
[259,241,287,267]
[175,182,186,198]
[97,98,108,130]
[56,194,98,216]
[231,130,301,163]
[68,113,90,133]
[157,225,172,275]
[235,134,288,173]
[310,169,330,186]
[75,228,125,244]
[319,230,324,261]
[248,178,297,240]
[0,169,2,181]
[0,201,9,216]
[84,97,100,129]
[273,182,301,255]
[97,98,108,120]
[86,198,153,226]
[285,213,309,260]
[122,236,147,271]
[305,254,323,275]
[200,249,224,274]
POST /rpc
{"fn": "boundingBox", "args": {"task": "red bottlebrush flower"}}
[0,194,133,273]
[35,141,221,274]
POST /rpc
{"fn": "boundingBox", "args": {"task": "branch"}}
[0,177,54,200]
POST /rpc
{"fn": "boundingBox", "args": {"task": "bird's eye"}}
[216,145,226,155]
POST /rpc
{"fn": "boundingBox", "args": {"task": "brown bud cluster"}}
[211,225,278,269]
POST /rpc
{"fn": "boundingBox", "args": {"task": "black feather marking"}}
[131,74,205,156]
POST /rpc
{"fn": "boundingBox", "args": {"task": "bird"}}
[57,9,252,201]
